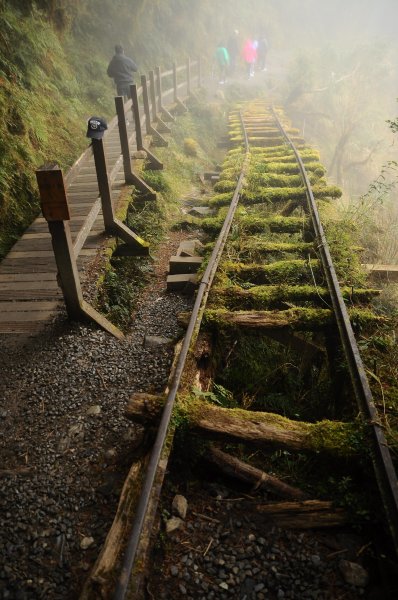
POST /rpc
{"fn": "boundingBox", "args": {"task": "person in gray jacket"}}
[107,44,138,99]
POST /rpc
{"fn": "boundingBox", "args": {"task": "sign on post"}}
[36,163,71,221]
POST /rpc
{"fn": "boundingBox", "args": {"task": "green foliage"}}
[183,138,199,157]
[96,256,150,329]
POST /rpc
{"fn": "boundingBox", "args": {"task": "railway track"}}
[85,101,398,599]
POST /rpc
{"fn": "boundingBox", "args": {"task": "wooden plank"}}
[0,322,48,334]
[73,198,102,256]
[0,280,58,290]
[0,301,60,312]
[364,264,398,282]
[0,272,56,282]
[0,290,61,300]
[8,251,56,258]
[0,309,57,322]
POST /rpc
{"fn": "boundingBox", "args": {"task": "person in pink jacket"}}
[243,38,257,78]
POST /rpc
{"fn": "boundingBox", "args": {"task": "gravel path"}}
[0,232,194,599]
[151,493,378,600]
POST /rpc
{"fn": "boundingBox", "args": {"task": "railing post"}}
[91,139,115,230]
[156,66,175,123]
[140,74,168,146]
[149,70,158,123]
[186,56,191,97]
[155,66,163,113]
[36,164,82,319]
[173,61,178,103]
[173,61,188,113]
[91,138,153,242]
[131,84,143,151]
[130,84,164,170]
[115,96,134,184]
[141,74,152,135]
[35,163,123,338]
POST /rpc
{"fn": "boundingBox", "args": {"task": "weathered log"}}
[178,307,383,333]
[125,394,364,457]
[210,284,380,311]
[80,457,148,599]
[255,500,347,529]
[207,445,306,500]
[227,240,315,257]
[220,259,321,285]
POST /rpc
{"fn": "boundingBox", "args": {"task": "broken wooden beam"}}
[255,500,347,529]
[125,393,365,457]
[207,445,306,500]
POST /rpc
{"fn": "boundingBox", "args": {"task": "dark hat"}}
[86,116,108,140]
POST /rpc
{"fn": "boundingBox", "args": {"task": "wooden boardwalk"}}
[0,61,198,340]
[0,116,131,337]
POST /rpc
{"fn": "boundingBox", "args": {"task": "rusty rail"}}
[271,107,398,553]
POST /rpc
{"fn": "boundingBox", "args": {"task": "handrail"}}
[66,57,199,256]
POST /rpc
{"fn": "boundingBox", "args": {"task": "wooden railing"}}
[35,57,202,336]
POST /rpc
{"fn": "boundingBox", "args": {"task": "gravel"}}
[0,277,193,599]
[152,497,370,600]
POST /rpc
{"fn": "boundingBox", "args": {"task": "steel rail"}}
[271,107,398,553]
[113,113,249,599]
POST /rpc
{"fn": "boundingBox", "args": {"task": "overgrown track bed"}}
[113,102,398,599]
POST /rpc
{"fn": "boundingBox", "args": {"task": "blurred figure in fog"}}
[107,44,138,99]
[257,35,269,71]
[215,42,229,84]
[243,38,257,78]
[227,29,239,74]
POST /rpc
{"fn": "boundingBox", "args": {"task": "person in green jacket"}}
[215,42,230,85]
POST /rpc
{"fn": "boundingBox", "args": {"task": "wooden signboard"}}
[36,163,70,222]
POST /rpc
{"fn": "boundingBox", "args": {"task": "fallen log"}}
[80,457,148,599]
[207,445,306,500]
[210,284,380,311]
[255,500,347,529]
[178,307,383,333]
[222,259,320,285]
[125,394,365,457]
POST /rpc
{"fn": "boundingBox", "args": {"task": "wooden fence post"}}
[173,61,187,113]
[155,65,175,123]
[35,163,123,338]
[91,138,151,248]
[140,74,168,147]
[115,96,157,197]
[130,84,163,170]
[173,61,178,103]
[149,69,170,134]
[115,95,134,184]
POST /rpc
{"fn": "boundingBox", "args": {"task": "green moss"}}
[222,258,321,285]
[210,283,379,310]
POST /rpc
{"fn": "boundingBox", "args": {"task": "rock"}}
[170,565,179,577]
[219,582,228,590]
[166,517,184,535]
[80,536,94,550]
[172,494,188,519]
[310,554,321,566]
[339,560,369,587]
[143,335,173,349]
[86,405,101,416]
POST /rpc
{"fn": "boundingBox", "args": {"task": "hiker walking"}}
[215,42,230,84]
[107,44,138,99]
[243,38,257,78]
